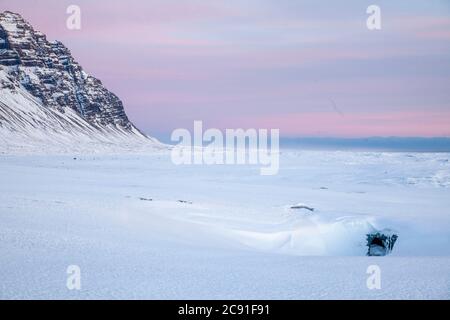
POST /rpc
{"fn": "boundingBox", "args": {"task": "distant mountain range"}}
[281,137,450,152]
[0,11,159,153]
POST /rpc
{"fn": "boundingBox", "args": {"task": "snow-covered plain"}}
[0,150,449,299]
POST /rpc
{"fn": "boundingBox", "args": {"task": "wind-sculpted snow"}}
[0,11,158,153]
[0,151,449,299]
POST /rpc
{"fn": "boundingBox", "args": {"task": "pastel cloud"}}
[218,111,450,137]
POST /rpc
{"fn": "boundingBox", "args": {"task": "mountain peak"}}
[0,10,25,19]
[0,10,33,32]
[0,11,154,152]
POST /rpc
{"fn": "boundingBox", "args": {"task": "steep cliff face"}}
[0,11,155,153]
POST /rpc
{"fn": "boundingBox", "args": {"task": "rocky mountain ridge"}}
[0,11,157,153]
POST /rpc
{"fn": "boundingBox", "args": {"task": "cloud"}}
[216,111,450,137]
[1,0,449,137]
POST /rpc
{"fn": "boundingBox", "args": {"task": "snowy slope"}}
[0,80,160,154]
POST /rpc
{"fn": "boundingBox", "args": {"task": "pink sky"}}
[1,0,450,139]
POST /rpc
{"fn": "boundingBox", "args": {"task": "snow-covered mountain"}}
[0,11,158,153]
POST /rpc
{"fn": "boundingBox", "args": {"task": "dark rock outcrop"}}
[366,230,398,256]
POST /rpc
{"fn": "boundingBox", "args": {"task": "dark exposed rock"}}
[178,200,193,204]
[366,230,398,256]
[290,203,314,211]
